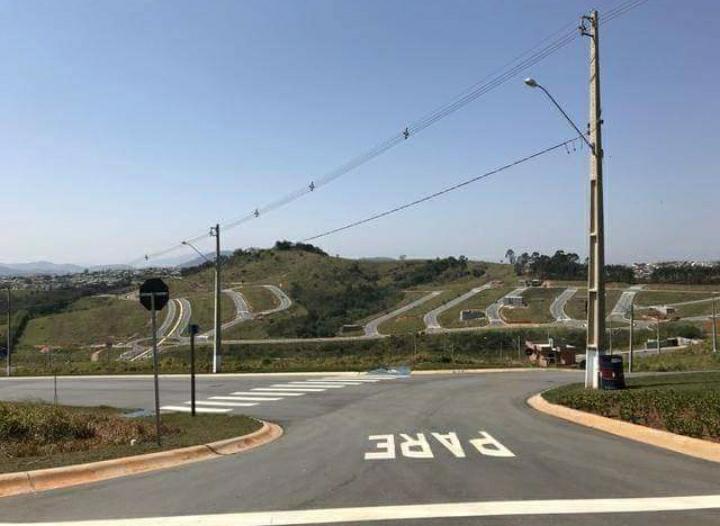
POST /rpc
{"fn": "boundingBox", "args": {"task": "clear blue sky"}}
[1,0,717,266]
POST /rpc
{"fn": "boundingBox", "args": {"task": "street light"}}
[524,78,594,153]
[181,241,212,264]
[525,69,606,389]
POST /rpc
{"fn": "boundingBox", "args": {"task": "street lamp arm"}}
[535,84,595,154]
[181,241,212,263]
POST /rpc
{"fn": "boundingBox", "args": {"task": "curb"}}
[528,393,720,464]
[0,420,282,498]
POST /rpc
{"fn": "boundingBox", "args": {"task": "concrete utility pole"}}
[708,298,717,354]
[628,302,634,373]
[582,10,606,389]
[6,287,11,377]
[211,224,222,373]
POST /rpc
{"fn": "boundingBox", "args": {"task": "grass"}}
[634,290,718,308]
[439,286,514,328]
[236,285,279,313]
[500,287,560,324]
[19,296,149,348]
[564,288,622,320]
[0,401,261,473]
[184,292,235,335]
[543,372,720,442]
[632,342,720,372]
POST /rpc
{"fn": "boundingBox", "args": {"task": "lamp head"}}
[524,77,539,88]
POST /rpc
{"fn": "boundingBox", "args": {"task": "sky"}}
[1,0,718,266]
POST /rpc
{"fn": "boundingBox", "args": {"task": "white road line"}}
[191,401,258,407]
[160,405,231,414]
[321,378,379,383]
[305,380,366,385]
[243,390,306,396]
[22,495,720,525]
[210,396,282,402]
[284,382,347,389]
[265,386,328,392]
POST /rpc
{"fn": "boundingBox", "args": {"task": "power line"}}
[131,0,651,265]
[302,136,582,243]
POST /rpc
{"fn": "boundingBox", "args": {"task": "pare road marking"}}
[364,431,515,460]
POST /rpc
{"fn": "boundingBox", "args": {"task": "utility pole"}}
[5,285,11,376]
[211,224,222,373]
[712,298,717,354]
[628,302,634,373]
[582,10,606,389]
[656,317,661,354]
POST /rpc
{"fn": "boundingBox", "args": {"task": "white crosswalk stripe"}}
[284,382,346,388]
[239,390,306,397]
[264,386,328,392]
[160,405,231,414]
[192,401,258,407]
[210,396,282,401]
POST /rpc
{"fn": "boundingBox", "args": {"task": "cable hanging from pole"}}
[302,135,582,243]
[129,0,651,266]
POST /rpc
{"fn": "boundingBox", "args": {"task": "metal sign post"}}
[189,324,199,417]
[139,278,170,447]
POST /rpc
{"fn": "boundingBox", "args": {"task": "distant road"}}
[485,287,526,326]
[363,291,443,337]
[155,298,177,339]
[260,285,292,314]
[549,288,577,323]
[609,284,644,322]
[203,290,253,337]
[423,284,493,331]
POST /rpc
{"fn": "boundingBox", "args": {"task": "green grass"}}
[634,290,718,308]
[439,286,514,328]
[544,372,720,442]
[236,285,279,313]
[0,401,261,473]
[564,289,622,320]
[184,292,235,335]
[632,342,720,372]
[19,296,149,348]
[501,287,560,324]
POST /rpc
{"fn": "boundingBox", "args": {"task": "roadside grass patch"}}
[543,372,720,442]
[0,402,261,473]
[633,343,720,372]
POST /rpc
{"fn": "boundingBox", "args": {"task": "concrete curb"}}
[528,393,720,464]
[0,420,282,498]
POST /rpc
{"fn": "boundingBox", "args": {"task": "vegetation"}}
[649,263,720,285]
[632,342,720,372]
[501,287,559,324]
[0,402,261,473]
[9,327,587,376]
[509,250,634,283]
[439,286,514,328]
[544,372,720,442]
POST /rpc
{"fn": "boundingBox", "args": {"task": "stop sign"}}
[139,278,170,311]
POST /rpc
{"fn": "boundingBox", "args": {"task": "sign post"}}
[189,324,199,417]
[139,278,170,446]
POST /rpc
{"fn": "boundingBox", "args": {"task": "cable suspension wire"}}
[302,136,582,243]
[131,0,651,266]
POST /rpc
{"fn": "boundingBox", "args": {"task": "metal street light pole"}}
[712,298,717,353]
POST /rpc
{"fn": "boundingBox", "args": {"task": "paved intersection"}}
[0,371,718,525]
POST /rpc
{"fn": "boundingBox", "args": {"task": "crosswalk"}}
[160,374,404,414]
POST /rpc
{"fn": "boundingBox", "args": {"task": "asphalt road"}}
[1,370,718,525]
[549,287,577,323]
[485,287,526,326]
[423,284,492,331]
[363,291,442,337]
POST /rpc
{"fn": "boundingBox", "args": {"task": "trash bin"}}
[598,354,625,390]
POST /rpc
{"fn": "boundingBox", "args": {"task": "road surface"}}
[423,284,493,331]
[1,370,718,524]
[155,298,178,339]
[202,290,252,337]
[485,287,526,326]
[609,284,644,322]
[260,285,292,314]
[363,291,443,336]
[549,288,577,322]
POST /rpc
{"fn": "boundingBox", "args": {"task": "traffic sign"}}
[139,278,169,311]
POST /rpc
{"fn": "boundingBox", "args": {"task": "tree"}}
[504,249,516,265]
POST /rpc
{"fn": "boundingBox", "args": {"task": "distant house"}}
[501,294,526,307]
